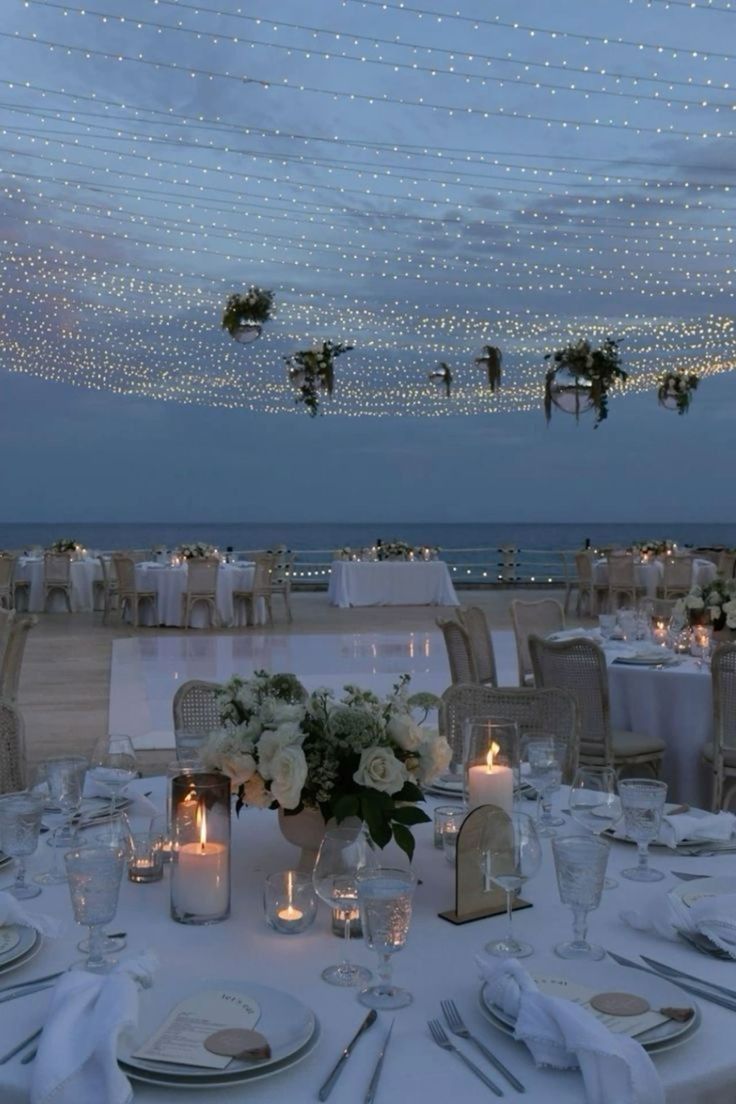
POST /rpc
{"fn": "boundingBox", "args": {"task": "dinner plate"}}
[672,875,736,907]
[603,804,725,849]
[0,927,42,976]
[119,979,317,1082]
[612,653,678,667]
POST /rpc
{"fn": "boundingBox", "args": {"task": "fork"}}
[441,1000,525,1092]
[427,1019,504,1097]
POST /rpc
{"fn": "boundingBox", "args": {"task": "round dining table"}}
[592,557,717,599]
[1,779,735,1103]
[132,562,265,628]
[13,556,103,614]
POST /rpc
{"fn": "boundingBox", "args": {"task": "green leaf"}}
[391,823,415,862]
[360,795,392,849]
[396,781,424,803]
[390,806,430,827]
[332,794,360,823]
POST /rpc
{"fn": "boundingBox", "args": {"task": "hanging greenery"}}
[221,287,275,343]
[283,340,354,416]
[544,337,626,427]
[475,345,503,392]
[658,371,699,415]
[428,362,453,398]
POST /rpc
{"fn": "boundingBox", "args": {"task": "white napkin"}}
[0,891,63,938]
[659,810,736,849]
[83,778,159,820]
[30,951,157,1104]
[478,957,663,1104]
[622,891,736,958]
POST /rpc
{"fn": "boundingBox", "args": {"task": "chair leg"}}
[285,593,292,623]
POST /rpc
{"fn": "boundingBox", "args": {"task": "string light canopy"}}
[0,0,734,420]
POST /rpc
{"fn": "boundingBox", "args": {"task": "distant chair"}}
[43,553,73,613]
[173,679,221,759]
[96,555,118,624]
[529,634,665,775]
[606,553,645,610]
[457,606,497,686]
[570,550,598,617]
[440,683,579,778]
[0,698,26,793]
[717,550,736,579]
[233,553,275,627]
[692,548,720,567]
[268,546,295,623]
[509,598,565,686]
[182,558,220,629]
[111,554,157,628]
[704,643,736,811]
[436,618,477,685]
[0,612,36,703]
[659,553,693,600]
[0,554,17,610]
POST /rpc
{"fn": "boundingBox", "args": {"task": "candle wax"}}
[277,905,304,922]
[467,763,513,816]
[172,840,229,918]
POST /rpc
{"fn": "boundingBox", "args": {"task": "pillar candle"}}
[467,743,513,816]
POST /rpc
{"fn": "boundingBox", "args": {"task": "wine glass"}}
[481,811,542,959]
[312,825,373,987]
[357,867,416,1010]
[552,834,610,960]
[524,734,566,836]
[76,813,132,956]
[88,735,137,816]
[34,755,88,886]
[0,793,44,899]
[65,845,126,973]
[568,767,621,888]
[618,778,668,882]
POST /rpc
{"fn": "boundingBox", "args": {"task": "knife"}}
[606,950,736,1011]
[0,971,64,996]
[318,1009,378,1101]
[641,955,736,1000]
[364,1018,394,1104]
[671,871,710,881]
[0,982,56,1005]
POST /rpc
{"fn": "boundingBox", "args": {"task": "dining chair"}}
[606,552,645,611]
[717,550,736,580]
[704,643,736,812]
[0,612,36,703]
[0,554,18,610]
[0,697,26,794]
[457,606,497,686]
[232,552,275,627]
[436,618,478,685]
[528,634,665,775]
[659,552,693,600]
[268,546,295,622]
[181,558,220,629]
[439,683,579,777]
[42,553,73,613]
[572,550,602,616]
[95,555,119,624]
[509,598,565,686]
[111,554,158,628]
[172,679,222,758]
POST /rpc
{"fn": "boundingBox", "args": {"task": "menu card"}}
[533,976,669,1038]
[132,990,261,1069]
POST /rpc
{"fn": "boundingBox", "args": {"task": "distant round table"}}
[328,560,459,608]
[13,556,103,613]
[133,561,265,628]
[592,556,717,599]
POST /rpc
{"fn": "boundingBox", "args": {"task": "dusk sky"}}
[1,0,734,522]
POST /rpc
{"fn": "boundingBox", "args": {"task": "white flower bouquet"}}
[48,538,79,553]
[221,287,274,334]
[676,576,736,631]
[179,542,217,560]
[202,671,450,859]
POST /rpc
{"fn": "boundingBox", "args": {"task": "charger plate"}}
[673,875,736,907]
[0,927,42,977]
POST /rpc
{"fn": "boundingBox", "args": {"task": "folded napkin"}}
[30,951,157,1104]
[83,778,158,820]
[0,891,63,938]
[478,957,663,1104]
[658,809,736,849]
[622,891,736,958]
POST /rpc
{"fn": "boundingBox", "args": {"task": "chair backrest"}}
[0,614,36,702]
[509,598,565,685]
[251,552,276,592]
[457,607,497,685]
[606,553,636,588]
[528,634,612,767]
[0,555,16,591]
[0,609,15,658]
[717,551,736,579]
[0,698,25,793]
[270,549,294,587]
[43,553,71,585]
[172,679,222,736]
[574,550,594,585]
[185,558,220,593]
[436,618,478,685]
[439,683,579,777]
[692,548,720,567]
[111,554,137,592]
[713,643,736,755]
[661,553,692,590]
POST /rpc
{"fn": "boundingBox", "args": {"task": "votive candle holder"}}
[264,871,317,934]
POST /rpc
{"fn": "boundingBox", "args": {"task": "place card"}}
[534,976,669,1038]
[132,990,261,1069]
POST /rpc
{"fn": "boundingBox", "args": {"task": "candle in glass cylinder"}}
[467,742,513,815]
[171,802,229,922]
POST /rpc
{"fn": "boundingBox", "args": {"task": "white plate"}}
[0,927,42,976]
[604,804,725,849]
[612,653,678,667]
[672,875,736,907]
[119,979,316,1081]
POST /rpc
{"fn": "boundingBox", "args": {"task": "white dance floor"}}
[110,630,518,749]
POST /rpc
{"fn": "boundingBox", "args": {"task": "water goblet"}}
[552,834,610,960]
[76,814,132,956]
[568,767,621,888]
[65,845,126,973]
[313,825,373,987]
[524,734,566,835]
[0,794,44,899]
[618,778,668,882]
[88,735,137,817]
[481,810,542,959]
[34,755,88,886]
[357,867,416,1010]
[598,614,616,641]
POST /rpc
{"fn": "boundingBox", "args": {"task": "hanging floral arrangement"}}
[658,371,699,415]
[284,340,354,416]
[544,337,626,427]
[428,362,453,398]
[475,345,503,392]
[221,287,275,343]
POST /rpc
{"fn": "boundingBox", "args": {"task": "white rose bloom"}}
[727,612,736,629]
[269,746,308,810]
[258,724,304,780]
[219,751,257,787]
[723,600,736,615]
[263,701,305,726]
[685,595,704,611]
[709,606,722,622]
[416,732,452,785]
[353,746,407,795]
[243,772,271,809]
[387,713,423,752]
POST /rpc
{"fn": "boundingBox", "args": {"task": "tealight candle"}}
[264,871,317,934]
[467,741,514,816]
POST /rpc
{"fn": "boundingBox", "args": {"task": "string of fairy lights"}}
[0,0,735,418]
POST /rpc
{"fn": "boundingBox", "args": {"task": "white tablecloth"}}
[13,557,103,613]
[133,562,265,628]
[328,561,459,608]
[2,778,736,1104]
[592,558,717,599]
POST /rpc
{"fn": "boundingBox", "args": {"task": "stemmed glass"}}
[481,810,542,959]
[88,735,137,816]
[357,867,416,1010]
[313,825,373,987]
[65,845,126,973]
[34,756,88,886]
[618,778,668,882]
[76,813,131,956]
[0,794,44,899]
[568,767,621,888]
[552,834,610,960]
[524,735,566,836]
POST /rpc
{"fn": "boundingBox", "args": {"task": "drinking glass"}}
[552,834,610,960]
[617,609,637,643]
[481,811,542,959]
[0,794,44,899]
[598,614,616,641]
[618,778,668,882]
[65,845,126,973]
[568,767,621,888]
[76,814,132,955]
[357,867,416,1010]
[524,735,566,835]
[313,825,373,987]
[88,735,137,816]
[34,755,88,886]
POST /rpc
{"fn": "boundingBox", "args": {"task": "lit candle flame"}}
[486,741,501,771]
[197,802,207,853]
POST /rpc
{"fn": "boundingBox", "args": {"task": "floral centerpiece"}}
[179,542,218,560]
[221,287,274,343]
[48,538,79,553]
[632,539,674,558]
[201,671,451,859]
[676,576,736,632]
[284,340,353,417]
[544,337,626,427]
[658,371,699,415]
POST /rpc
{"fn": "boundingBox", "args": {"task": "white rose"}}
[243,772,271,809]
[219,751,257,787]
[723,600,736,615]
[353,747,407,795]
[261,700,305,726]
[685,595,704,611]
[416,732,452,785]
[709,606,722,622]
[386,713,423,752]
[727,612,736,629]
[258,723,303,780]
[269,746,308,810]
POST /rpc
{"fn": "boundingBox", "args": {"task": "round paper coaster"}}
[0,927,22,957]
[204,1028,271,1061]
[590,991,650,1017]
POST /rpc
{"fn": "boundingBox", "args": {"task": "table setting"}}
[132,560,264,628]
[327,558,459,608]
[13,554,103,614]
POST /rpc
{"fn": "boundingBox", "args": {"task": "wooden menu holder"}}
[438,804,532,925]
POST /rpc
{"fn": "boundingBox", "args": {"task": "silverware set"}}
[607,949,736,1011]
[318,1009,396,1103]
[427,999,525,1096]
